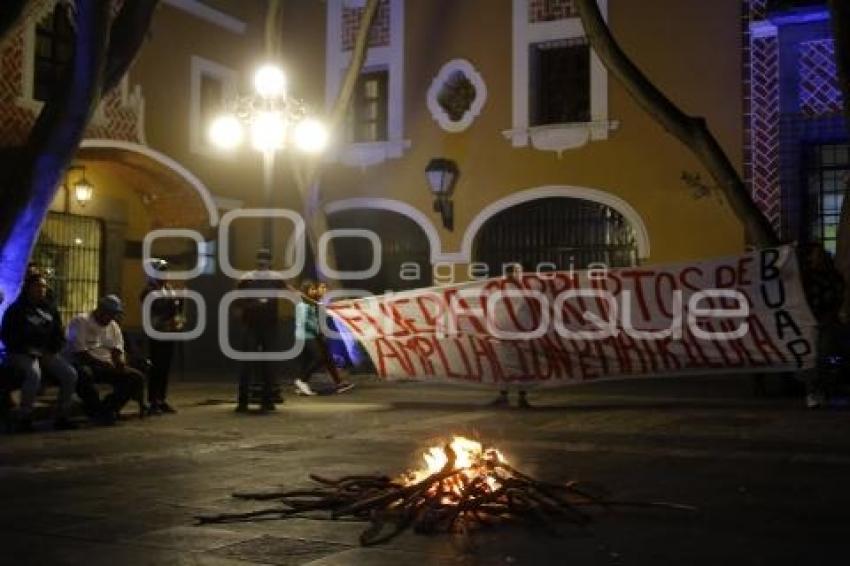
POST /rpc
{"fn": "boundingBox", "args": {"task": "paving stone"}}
[2,378,850,564]
[122,525,260,552]
[212,535,351,565]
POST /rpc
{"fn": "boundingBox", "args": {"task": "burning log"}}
[197,436,695,546]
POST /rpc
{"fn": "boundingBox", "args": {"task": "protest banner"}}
[326,246,817,388]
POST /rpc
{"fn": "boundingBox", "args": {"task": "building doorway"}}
[328,209,433,294]
[472,197,638,274]
[31,212,103,323]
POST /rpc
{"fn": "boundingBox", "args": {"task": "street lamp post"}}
[209,64,328,254]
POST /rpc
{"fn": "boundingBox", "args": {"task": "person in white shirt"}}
[67,295,146,418]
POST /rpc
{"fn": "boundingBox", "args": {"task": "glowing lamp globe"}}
[73,178,94,206]
[254,65,286,99]
[209,114,243,150]
[250,111,286,152]
[293,118,329,154]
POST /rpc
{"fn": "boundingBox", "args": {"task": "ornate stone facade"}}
[0,0,143,147]
[799,39,844,118]
[341,0,391,51]
[528,0,577,22]
[744,0,781,230]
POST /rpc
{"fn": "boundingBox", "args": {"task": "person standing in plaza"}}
[235,248,285,412]
[799,243,846,408]
[140,259,184,415]
[490,263,532,408]
[292,281,354,396]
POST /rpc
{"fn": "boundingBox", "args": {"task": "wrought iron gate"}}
[31,212,103,322]
[328,209,432,294]
[473,197,638,274]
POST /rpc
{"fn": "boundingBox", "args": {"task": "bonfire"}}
[197,436,693,546]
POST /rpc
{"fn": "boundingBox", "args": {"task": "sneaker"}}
[158,402,177,414]
[92,407,116,426]
[335,382,355,394]
[294,379,316,396]
[488,394,510,408]
[15,417,34,433]
[806,393,825,409]
[53,418,79,431]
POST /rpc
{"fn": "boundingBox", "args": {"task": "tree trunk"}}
[272,0,381,286]
[265,0,285,60]
[0,0,156,316]
[828,0,850,319]
[574,0,778,248]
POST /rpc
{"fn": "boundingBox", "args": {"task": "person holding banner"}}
[292,281,353,396]
[800,243,846,409]
[316,282,354,393]
[490,263,531,409]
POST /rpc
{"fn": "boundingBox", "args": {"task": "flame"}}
[403,436,510,503]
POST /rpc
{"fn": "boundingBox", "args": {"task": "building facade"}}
[2,0,845,368]
[298,0,845,292]
[302,0,754,292]
[744,0,847,254]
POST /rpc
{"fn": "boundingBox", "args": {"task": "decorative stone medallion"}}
[427,59,487,133]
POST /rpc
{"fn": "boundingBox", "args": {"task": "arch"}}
[79,139,220,227]
[460,186,651,260]
[324,198,444,263]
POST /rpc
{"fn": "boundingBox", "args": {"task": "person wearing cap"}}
[66,295,146,418]
[0,273,79,431]
[234,248,285,411]
[140,259,184,415]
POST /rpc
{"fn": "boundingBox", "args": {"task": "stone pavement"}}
[1,374,849,565]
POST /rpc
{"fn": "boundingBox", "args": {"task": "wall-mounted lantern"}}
[425,158,458,231]
[65,165,93,212]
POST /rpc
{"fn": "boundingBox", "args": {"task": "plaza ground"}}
[1,373,849,565]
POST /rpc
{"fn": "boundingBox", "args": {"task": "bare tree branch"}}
[265,0,284,59]
[289,0,382,284]
[103,0,159,94]
[575,0,778,248]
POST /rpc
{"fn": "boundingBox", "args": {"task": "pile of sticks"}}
[197,443,693,546]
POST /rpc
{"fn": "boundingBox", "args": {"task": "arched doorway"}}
[30,142,215,328]
[473,197,639,273]
[328,209,433,294]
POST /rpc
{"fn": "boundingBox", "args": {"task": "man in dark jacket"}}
[140,258,184,415]
[0,273,78,431]
[800,243,846,408]
[235,248,285,411]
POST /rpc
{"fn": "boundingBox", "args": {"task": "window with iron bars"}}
[31,212,103,324]
[473,198,638,274]
[529,38,591,126]
[804,143,849,255]
[34,4,74,103]
[348,69,389,143]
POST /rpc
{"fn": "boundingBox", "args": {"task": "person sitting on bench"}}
[0,273,79,432]
[67,295,146,419]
